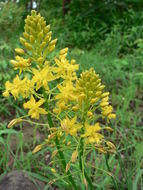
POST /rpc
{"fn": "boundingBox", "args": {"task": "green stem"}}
[105,154,119,190]
[43,90,78,190]
[79,137,94,190]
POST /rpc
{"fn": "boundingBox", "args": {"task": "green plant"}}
[3,10,117,189]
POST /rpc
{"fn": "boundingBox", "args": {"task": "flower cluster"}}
[4,10,116,168]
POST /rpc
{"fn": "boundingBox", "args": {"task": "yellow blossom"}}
[23,95,47,119]
[61,116,82,136]
[10,56,31,74]
[81,123,104,144]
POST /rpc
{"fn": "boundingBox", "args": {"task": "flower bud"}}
[48,45,55,52]
[23,32,29,39]
[30,35,35,43]
[25,42,32,50]
[95,91,102,97]
[31,10,36,16]
[100,102,109,107]
[51,168,56,174]
[87,111,93,117]
[37,22,41,31]
[38,57,44,64]
[20,37,26,46]
[32,144,42,154]
[40,41,46,49]
[38,31,43,42]
[106,141,116,149]
[60,48,68,55]
[8,118,23,128]
[49,38,57,46]
[101,92,109,98]
[44,25,50,34]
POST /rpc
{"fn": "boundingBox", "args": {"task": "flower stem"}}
[79,136,94,190]
[43,90,78,190]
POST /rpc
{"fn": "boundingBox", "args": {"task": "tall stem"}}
[43,90,78,190]
[79,115,94,190]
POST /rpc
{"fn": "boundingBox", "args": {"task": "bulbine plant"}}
[3,10,116,189]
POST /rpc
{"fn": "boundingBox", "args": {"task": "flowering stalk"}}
[3,10,117,189]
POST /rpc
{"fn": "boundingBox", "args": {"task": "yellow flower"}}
[23,95,47,119]
[101,105,116,120]
[61,116,82,136]
[54,57,79,81]
[10,56,31,74]
[55,82,76,103]
[32,66,55,91]
[3,75,33,99]
[81,123,104,144]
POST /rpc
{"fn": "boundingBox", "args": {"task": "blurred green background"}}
[0,1,143,189]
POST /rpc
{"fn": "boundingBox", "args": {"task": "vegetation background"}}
[0,0,142,189]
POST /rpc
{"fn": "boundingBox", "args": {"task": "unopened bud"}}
[32,144,42,154]
[8,118,23,128]
[25,42,32,50]
[49,39,57,46]
[60,48,68,55]
[71,150,78,163]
